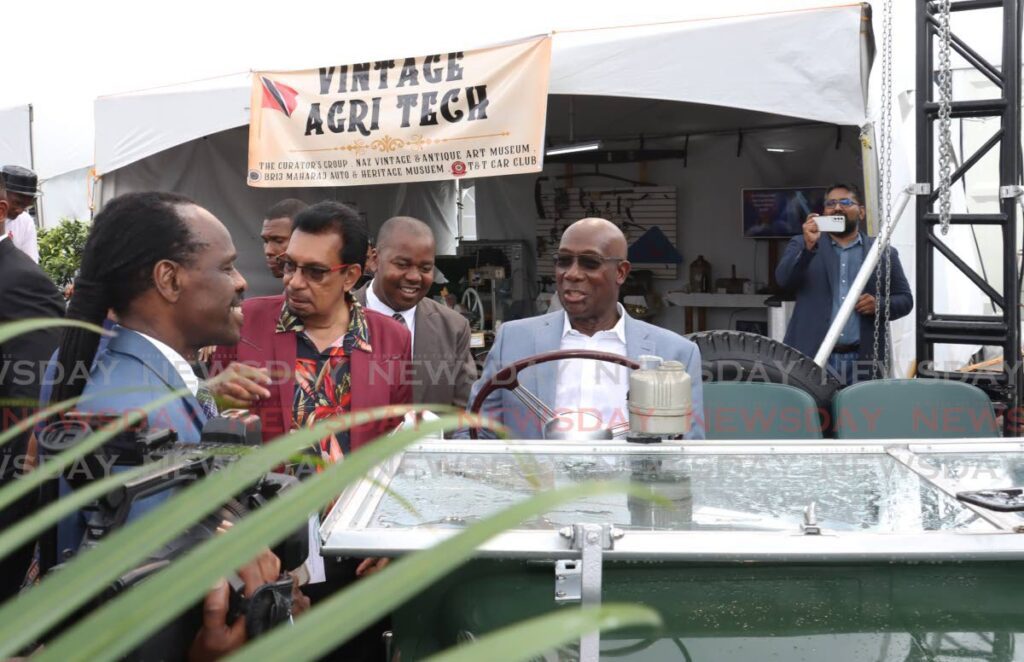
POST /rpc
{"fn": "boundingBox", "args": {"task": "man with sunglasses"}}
[213,200,411,448]
[776,182,912,384]
[468,217,705,439]
[212,200,410,660]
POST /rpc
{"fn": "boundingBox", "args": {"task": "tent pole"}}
[455,178,464,246]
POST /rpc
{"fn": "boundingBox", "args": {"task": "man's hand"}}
[208,362,272,408]
[355,557,390,577]
[188,577,246,662]
[855,293,877,315]
[803,214,821,250]
[189,521,302,662]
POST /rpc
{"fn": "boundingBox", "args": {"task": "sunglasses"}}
[553,252,624,271]
[823,198,859,209]
[277,257,353,283]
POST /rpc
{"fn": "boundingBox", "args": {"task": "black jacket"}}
[0,237,64,470]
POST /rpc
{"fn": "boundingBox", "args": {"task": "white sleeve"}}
[11,213,39,263]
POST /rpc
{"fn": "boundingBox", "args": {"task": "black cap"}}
[2,165,38,197]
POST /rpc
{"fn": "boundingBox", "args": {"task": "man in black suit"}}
[0,178,64,599]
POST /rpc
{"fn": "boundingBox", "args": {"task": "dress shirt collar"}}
[365,279,417,328]
[829,232,864,251]
[131,329,199,396]
[561,303,628,344]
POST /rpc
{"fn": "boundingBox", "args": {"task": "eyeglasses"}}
[824,198,859,209]
[553,252,625,271]
[277,257,352,283]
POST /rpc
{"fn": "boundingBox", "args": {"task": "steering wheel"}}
[468,349,640,439]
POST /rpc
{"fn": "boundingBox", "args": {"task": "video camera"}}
[37,411,309,659]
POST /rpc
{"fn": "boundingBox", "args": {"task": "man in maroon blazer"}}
[212,200,411,454]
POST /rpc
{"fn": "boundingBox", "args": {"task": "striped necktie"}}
[392,312,406,326]
[196,381,219,420]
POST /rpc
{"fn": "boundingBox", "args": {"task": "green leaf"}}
[34,412,487,662]
[0,464,151,560]
[0,388,188,515]
[38,218,90,288]
[0,387,154,452]
[232,479,650,661]
[1,405,444,657]
[424,604,662,662]
[0,367,298,516]
[0,318,107,347]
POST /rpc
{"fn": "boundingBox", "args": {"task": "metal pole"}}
[455,178,464,245]
[999,0,1022,433]
[577,523,605,662]
[27,104,43,228]
[915,0,935,378]
[861,123,881,236]
[814,187,915,367]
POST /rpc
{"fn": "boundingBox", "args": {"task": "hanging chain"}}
[873,0,896,375]
[936,0,954,235]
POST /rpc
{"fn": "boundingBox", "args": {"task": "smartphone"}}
[815,214,847,232]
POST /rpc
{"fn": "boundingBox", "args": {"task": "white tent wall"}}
[474,122,864,333]
[0,105,32,168]
[40,168,93,226]
[0,104,91,227]
[98,126,456,297]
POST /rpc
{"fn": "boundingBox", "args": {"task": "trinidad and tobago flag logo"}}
[260,77,299,117]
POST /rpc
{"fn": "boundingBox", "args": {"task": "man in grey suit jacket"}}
[468,218,705,440]
[356,216,477,408]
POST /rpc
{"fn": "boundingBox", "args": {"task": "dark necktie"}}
[196,381,219,420]
[392,312,406,326]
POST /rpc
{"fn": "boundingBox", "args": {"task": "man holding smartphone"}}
[775,182,913,384]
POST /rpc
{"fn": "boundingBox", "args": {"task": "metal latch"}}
[1000,185,1024,199]
[554,524,622,603]
[554,559,582,602]
[801,502,821,535]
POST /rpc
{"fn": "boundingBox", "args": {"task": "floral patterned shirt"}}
[276,296,372,464]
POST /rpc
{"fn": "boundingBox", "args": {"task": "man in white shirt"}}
[354,216,477,407]
[469,217,705,439]
[2,166,40,262]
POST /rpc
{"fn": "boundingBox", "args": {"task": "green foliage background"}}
[38,218,89,288]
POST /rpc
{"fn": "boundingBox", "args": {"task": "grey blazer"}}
[354,285,477,408]
[467,310,705,439]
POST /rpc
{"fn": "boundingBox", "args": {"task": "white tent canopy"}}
[548,5,868,126]
[95,4,870,176]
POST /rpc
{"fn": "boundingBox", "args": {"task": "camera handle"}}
[82,455,211,544]
[226,574,296,639]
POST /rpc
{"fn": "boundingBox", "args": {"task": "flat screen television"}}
[741,186,827,239]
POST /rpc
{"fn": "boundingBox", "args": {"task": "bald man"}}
[355,216,477,408]
[468,218,705,439]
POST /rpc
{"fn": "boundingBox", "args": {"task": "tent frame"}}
[914,0,1024,431]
